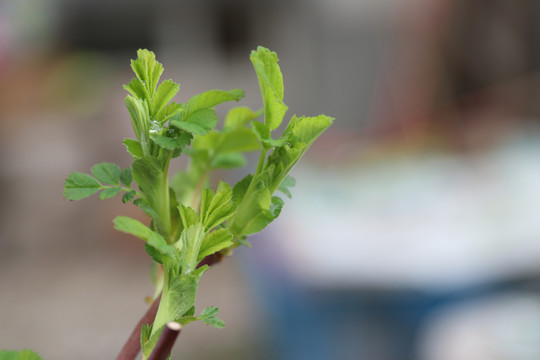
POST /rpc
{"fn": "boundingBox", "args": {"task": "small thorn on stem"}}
[148,321,182,360]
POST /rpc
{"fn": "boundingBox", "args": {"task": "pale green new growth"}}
[113,216,175,258]
[63,46,333,358]
[0,350,42,360]
[250,47,287,130]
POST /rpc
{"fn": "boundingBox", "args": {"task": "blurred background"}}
[3,0,540,359]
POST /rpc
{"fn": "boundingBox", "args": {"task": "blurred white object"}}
[270,132,540,291]
[418,293,540,360]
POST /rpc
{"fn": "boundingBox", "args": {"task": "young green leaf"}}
[134,198,169,237]
[200,182,237,231]
[91,162,121,185]
[167,266,208,321]
[123,78,147,100]
[123,138,144,159]
[0,351,17,360]
[155,102,183,122]
[132,156,164,210]
[173,306,198,326]
[120,167,132,187]
[130,49,164,98]
[211,152,246,169]
[224,106,261,129]
[99,187,122,200]
[265,114,334,193]
[18,350,42,360]
[250,47,288,130]
[277,175,295,198]
[149,265,209,353]
[251,120,270,143]
[113,216,175,257]
[154,132,192,151]
[175,314,199,327]
[140,323,152,349]
[184,89,244,117]
[189,131,220,151]
[251,121,286,149]
[145,243,165,264]
[269,196,284,218]
[287,114,335,145]
[171,108,219,136]
[235,236,252,248]
[199,306,225,328]
[171,170,198,208]
[174,305,225,328]
[122,190,136,203]
[63,172,102,200]
[151,79,180,118]
[232,174,252,206]
[183,306,196,317]
[215,127,260,153]
[179,223,205,274]
[189,128,260,157]
[178,205,200,229]
[0,351,18,360]
[229,174,277,236]
[125,96,150,152]
[198,228,234,261]
[0,350,42,360]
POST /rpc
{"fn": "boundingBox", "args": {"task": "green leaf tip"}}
[99,187,122,200]
[200,181,237,231]
[198,228,234,261]
[152,79,180,118]
[63,172,101,200]
[224,106,261,129]
[92,162,121,185]
[184,89,245,120]
[130,49,164,98]
[113,216,175,258]
[172,108,219,136]
[200,306,225,328]
[250,46,288,130]
[120,167,133,187]
[123,138,144,159]
[278,175,296,198]
[288,114,335,145]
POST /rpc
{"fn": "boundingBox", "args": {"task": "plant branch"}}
[116,294,161,360]
[116,253,224,360]
[148,322,182,360]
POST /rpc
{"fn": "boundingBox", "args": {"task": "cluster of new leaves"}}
[63,47,333,359]
[229,48,334,237]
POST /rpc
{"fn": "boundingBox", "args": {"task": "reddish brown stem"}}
[115,253,224,360]
[148,322,182,360]
[116,294,162,360]
[197,252,224,268]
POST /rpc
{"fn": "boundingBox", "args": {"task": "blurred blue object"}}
[237,132,540,360]
[240,241,540,360]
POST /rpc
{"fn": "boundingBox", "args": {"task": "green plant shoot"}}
[63,46,333,358]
